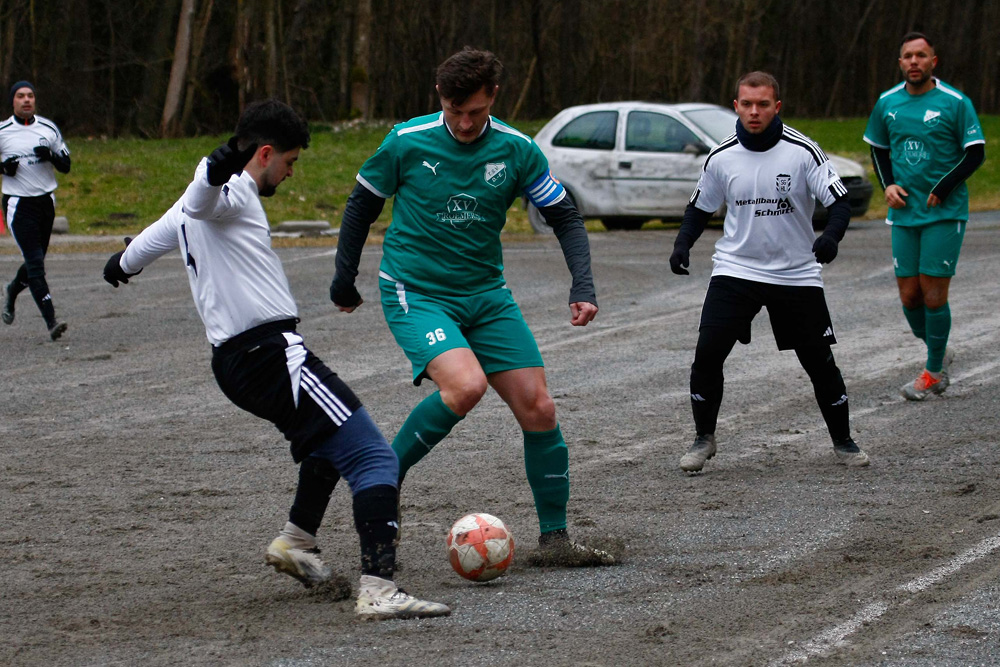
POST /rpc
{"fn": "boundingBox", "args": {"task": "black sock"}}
[26,275,56,328]
[288,457,340,537]
[795,346,851,442]
[353,484,398,579]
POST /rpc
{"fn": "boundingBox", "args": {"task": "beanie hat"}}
[9,80,34,106]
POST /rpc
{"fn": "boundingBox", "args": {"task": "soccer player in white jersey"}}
[329,48,617,566]
[864,32,985,400]
[1,81,71,340]
[669,72,870,473]
[102,100,448,620]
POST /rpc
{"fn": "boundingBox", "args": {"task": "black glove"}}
[812,234,839,264]
[206,136,257,186]
[103,237,141,287]
[33,145,52,162]
[2,156,17,176]
[330,276,362,309]
[669,243,691,275]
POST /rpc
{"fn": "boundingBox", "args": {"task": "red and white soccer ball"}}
[446,513,515,582]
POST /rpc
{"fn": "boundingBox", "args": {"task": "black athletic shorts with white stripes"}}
[699,275,837,350]
[211,319,362,463]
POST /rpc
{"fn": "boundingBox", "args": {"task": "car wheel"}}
[525,190,577,235]
[601,217,646,231]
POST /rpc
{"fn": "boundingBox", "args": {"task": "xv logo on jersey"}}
[437,193,486,230]
[775,173,792,194]
[484,162,507,187]
[923,109,941,127]
[903,137,931,165]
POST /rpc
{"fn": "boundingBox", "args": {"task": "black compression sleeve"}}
[821,195,851,242]
[537,197,597,305]
[931,144,985,202]
[869,145,894,190]
[676,203,713,250]
[50,151,71,174]
[331,183,385,302]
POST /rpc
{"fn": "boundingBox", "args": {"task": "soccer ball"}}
[446,513,514,582]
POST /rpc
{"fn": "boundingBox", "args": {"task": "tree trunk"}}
[350,0,371,118]
[179,0,214,133]
[161,0,197,137]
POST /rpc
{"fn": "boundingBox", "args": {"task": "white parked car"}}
[525,102,873,232]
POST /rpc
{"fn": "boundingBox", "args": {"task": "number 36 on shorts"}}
[426,328,447,345]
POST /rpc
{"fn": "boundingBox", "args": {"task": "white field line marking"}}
[773,602,891,665]
[897,533,1000,594]
[770,531,1000,665]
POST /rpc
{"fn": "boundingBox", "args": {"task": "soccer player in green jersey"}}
[330,48,615,566]
[863,32,985,401]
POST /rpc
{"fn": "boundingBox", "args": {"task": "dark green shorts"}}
[891,220,966,278]
[379,277,544,385]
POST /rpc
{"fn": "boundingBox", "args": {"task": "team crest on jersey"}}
[923,109,941,127]
[775,173,792,194]
[437,193,485,230]
[484,162,507,187]
[903,137,930,165]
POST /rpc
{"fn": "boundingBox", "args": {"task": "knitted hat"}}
[9,80,34,106]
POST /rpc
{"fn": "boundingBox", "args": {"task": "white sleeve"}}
[691,161,725,213]
[120,202,183,274]
[179,158,248,220]
[807,158,847,208]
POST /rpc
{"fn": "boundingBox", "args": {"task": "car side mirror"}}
[683,141,711,156]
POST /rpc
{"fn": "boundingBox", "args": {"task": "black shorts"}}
[699,275,837,350]
[210,319,362,463]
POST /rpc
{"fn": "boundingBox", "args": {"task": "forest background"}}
[2,0,998,137]
[1,0,998,235]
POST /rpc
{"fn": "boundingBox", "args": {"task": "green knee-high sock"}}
[924,303,951,373]
[391,391,463,481]
[523,426,569,534]
[902,304,926,341]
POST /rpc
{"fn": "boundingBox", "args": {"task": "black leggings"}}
[4,194,57,328]
[690,325,850,441]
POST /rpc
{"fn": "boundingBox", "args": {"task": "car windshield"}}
[682,107,738,144]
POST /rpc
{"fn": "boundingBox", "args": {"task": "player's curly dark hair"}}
[235,99,310,152]
[435,47,503,105]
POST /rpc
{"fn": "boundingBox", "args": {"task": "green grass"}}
[50,116,999,237]
[785,115,1000,219]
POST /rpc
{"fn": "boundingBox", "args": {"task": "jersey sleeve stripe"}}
[356,174,390,199]
[525,170,566,207]
[963,138,986,148]
[829,180,848,198]
[397,113,444,136]
[703,135,739,169]
[782,127,829,164]
[879,82,906,99]
[490,119,533,143]
[863,135,889,149]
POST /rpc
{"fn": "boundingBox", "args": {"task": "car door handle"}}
[619,161,632,169]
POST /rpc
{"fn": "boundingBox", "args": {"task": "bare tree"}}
[161,0,197,137]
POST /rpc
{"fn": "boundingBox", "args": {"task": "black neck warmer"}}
[735,115,783,152]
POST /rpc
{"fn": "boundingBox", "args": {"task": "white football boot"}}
[355,575,451,620]
[265,522,332,588]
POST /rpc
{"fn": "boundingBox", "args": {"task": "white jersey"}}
[120,159,298,346]
[690,125,847,287]
[0,114,69,196]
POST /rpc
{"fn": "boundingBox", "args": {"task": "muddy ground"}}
[2,215,999,666]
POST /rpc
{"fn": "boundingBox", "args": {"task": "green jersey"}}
[864,79,984,227]
[358,113,564,297]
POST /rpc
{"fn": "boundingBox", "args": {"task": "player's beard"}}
[907,70,931,87]
[259,184,277,197]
